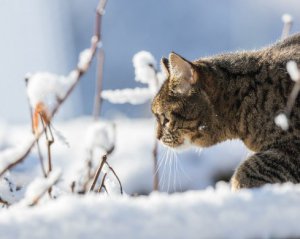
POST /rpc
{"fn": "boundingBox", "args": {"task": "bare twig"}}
[286,82,300,117]
[97,172,107,193]
[0,1,104,177]
[105,161,123,194]
[153,140,159,191]
[93,48,105,119]
[89,154,108,192]
[0,197,10,207]
[93,0,108,119]
[71,181,76,193]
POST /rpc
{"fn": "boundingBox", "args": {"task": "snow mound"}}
[1,183,300,239]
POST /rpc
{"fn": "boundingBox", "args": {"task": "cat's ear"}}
[160,57,170,77]
[168,52,197,94]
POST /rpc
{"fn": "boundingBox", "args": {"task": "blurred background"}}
[0,0,300,123]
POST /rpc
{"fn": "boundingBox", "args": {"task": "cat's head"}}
[152,52,216,149]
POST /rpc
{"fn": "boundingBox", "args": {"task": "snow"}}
[26,72,77,112]
[274,113,289,130]
[22,169,62,206]
[77,48,93,71]
[101,51,165,105]
[1,183,300,238]
[282,14,293,24]
[101,87,153,104]
[2,117,300,238]
[0,135,35,175]
[287,61,300,82]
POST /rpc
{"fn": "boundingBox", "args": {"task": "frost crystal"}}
[282,14,293,24]
[287,61,300,82]
[275,113,289,131]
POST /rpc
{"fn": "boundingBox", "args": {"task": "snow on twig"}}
[101,51,166,105]
[0,136,35,175]
[275,61,300,130]
[0,2,104,177]
[281,14,293,40]
[102,87,153,105]
[22,169,62,206]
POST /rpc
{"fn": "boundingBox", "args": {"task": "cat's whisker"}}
[155,146,167,176]
[160,147,170,191]
[167,152,172,193]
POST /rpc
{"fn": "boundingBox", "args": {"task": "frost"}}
[0,136,35,174]
[23,169,62,205]
[101,87,153,105]
[275,113,289,130]
[287,61,300,82]
[77,48,93,71]
[282,14,293,24]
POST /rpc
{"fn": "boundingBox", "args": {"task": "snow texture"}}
[133,51,157,84]
[287,61,300,82]
[26,72,77,112]
[275,113,289,130]
[282,13,293,24]
[101,87,153,105]
[1,183,300,238]
[0,135,35,175]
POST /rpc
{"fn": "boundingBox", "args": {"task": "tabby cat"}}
[152,33,300,191]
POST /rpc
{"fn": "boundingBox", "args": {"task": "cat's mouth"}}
[160,134,192,150]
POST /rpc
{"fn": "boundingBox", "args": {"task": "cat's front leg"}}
[231,148,300,191]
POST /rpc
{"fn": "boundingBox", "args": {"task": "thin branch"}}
[93,48,105,119]
[93,0,108,119]
[0,1,104,177]
[89,154,107,192]
[286,81,300,117]
[152,140,159,191]
[105,161,123,195]
[97,172,107,193]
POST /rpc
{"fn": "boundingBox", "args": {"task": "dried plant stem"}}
[97,172,107,193]
[89,154,107,192]
[0,1,103,177]
[36,139,47,177]
[0,197,10,207]
[93,0,108,120]
[282,21,293,40]
[153,140,159,191]
[93,48,105,119]
[286,81,300,117]
[105,162,123,194]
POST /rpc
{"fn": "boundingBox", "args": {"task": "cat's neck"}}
[195,51,263,144]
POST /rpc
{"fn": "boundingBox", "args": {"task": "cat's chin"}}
[161,137,192,152]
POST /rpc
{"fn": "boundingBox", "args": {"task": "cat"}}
[152,33,300,191]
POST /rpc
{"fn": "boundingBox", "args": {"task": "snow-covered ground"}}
[1,117,300,238]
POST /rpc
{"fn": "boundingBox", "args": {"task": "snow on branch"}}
[22,169,62,206]
[0,136,35,175]
[0,1,106,177]
[101,87,153,105]
[101,51,166,105]
[275,61,300,130]
[281,14,293,40]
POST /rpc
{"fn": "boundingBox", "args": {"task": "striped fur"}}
[152,33,300,190]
